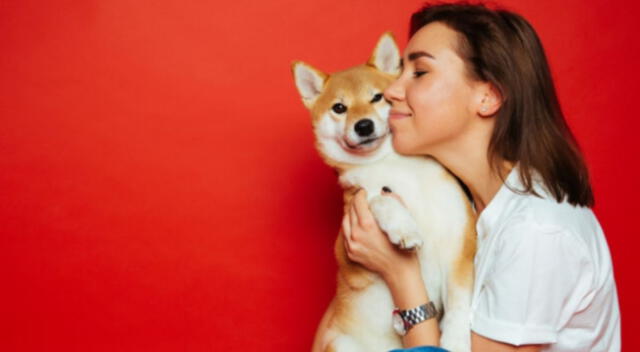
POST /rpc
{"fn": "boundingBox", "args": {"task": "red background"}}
[1,0,638,350]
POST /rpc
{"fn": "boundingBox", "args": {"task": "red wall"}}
[1,0,638,350]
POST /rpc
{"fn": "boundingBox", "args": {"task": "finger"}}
[353,189,375,228]
[342,222,354,259]
[344,239,355,261]
[349,204,358,240]
[341,214,351,239]
[343,234,350,253]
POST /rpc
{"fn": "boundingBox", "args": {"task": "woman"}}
[342,3,620,352]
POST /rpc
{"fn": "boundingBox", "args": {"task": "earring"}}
[480,106,488,113]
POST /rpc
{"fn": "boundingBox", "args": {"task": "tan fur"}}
[311,299,338,352]
[441,171,477,288]
[300,52,397,352]
[311,65,396,173]
[453,201,477,288]
[295,33,475,352]
[310,66,395,123]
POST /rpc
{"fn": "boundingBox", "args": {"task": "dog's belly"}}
[339,154,470,254]
[332,253,448,351]
[335,154,472,349]
[336,279,402,350]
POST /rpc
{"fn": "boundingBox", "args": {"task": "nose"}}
[384,76,405,103]
[354,119,374,137]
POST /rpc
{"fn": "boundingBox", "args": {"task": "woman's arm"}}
[471,334,541,352]
[343,189,440,347]
[344,189,543,352]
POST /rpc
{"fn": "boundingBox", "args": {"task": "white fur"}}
[315,112,393,165]
[294,62,326,107]
[332,281,402,351]
[336,152,472,352]
[371,33,401,75]
[369,195,423,249]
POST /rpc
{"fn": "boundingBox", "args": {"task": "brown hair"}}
[410,1,594,207]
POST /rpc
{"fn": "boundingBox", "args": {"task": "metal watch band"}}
[398,301,438,331]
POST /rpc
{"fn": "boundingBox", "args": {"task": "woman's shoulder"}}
[511,189,595,232]
[494,165,599,237]
[496,188,614,284]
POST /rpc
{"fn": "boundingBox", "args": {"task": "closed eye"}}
[413,71,427,78]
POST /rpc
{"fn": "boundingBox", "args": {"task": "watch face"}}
[392,310,406,336]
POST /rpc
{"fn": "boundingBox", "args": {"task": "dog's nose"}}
[354,119,374,137]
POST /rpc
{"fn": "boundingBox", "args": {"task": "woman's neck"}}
[430,137,513,215]
[424,115,513,215]
[457,159,512,215]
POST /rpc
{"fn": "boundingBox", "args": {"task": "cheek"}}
[406,78,451,116]
[391,81,471,154]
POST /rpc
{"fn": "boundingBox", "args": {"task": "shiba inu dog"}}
[292,32,476,352]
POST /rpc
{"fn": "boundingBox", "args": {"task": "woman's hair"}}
[410,1,594,207]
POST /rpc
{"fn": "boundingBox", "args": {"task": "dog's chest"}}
[338,155,446,210]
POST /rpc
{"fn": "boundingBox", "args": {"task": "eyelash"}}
[413,71,427,78]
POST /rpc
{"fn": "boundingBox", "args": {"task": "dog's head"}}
[292,33,401,169]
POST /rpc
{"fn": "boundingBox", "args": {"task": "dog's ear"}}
[291,61,328,109]
[368,32,400,76]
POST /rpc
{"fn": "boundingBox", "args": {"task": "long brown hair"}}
[410,1,594,207]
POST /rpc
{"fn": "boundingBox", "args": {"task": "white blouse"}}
[470,166,620,351]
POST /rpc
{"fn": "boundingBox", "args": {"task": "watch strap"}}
[397,301,438,332]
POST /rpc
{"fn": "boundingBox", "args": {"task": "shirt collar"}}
[475,164,521,240]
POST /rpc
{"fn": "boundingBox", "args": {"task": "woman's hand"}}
[343,188,439,346]
[342,188,421,287]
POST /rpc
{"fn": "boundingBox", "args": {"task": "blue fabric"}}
[388,346,448,352]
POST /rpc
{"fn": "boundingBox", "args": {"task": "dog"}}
[292,32,476,352]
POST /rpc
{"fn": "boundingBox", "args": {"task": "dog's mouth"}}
[341,134,388,154]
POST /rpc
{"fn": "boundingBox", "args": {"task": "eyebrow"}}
[400,51,436,68]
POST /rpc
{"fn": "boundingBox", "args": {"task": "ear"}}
[291,61,328,109]
[368,32,401,75]
[477,82,503,117]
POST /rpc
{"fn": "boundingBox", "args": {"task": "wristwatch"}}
[392,301,438,336]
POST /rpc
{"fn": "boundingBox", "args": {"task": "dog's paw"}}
[387,224,423,250]
[398,235,423,250]
[369,195,423,250]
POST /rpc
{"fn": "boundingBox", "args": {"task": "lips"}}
[388,110,411,120]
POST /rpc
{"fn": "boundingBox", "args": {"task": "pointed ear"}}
[368,32,401,75]
[291,61,328,109]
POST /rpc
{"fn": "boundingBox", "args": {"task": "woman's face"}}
[384,22,482,157]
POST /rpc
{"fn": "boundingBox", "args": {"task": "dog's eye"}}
[371,93,383,103]
[332,103,347,114]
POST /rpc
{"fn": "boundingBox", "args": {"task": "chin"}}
[391,134,417,156]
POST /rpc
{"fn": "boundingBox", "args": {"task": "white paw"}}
[398,235,423,250]
[369,195,423,250]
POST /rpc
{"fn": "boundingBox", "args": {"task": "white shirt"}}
[470,166,621,351]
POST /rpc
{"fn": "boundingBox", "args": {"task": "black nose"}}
[354,119,374,137]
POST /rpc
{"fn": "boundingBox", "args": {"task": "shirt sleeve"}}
[471,220,594,346]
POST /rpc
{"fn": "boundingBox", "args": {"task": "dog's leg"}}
[328,334,366,352]
[369,195,423,250]
[312,298,338,352]
[439,217,475,352]
[439,281,472,352]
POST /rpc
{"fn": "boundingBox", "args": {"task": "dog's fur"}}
[292,33,476,352]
